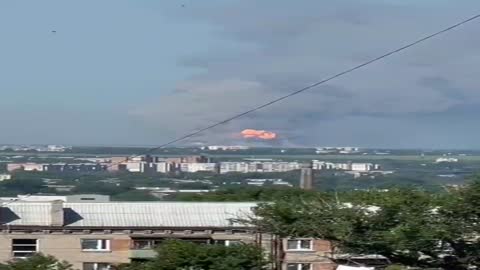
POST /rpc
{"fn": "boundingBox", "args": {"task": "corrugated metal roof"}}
[1,202,53,226]
[1,202,257,228]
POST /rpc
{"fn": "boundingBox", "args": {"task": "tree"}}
[118,239,269,270]
[0,178,54,196]
[169,186,321,202]
[248,183,480,270]
[0,254,74,270]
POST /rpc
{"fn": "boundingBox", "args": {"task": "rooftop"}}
[0,201,256,228]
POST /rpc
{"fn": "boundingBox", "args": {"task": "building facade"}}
[219,162,301,174]
[0,201,336,270]
[179,163,218,173]
[0,174,11,181]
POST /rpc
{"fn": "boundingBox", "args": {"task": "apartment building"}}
[350,163,374,172]
[7,163,44,172]
[312,161,379,172]
[204,145,250,151]
[49,163,107,173]
[124,162,143,173]
[6,164,23,172]
[155,162,169,173]
[219,162,302,174]
[0,174,11,181]
[7,163,107,173]
[107,157,128,172]
[219,162,250,173]
[0,201,336,270]
[179,163,217,173]
[164,155,209,164]
[282,239,335,270]
[261,162,301,173]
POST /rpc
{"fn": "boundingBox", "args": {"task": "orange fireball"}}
[241,129,277,140]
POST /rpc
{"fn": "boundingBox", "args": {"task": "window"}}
[12,239,38,258]
[214,240,241,246]
[286,239,312,251]
[83,263,113,270]
[81,239,110,251]
[180,238,210,245]
[287,263,312,270]
[132,240,152,250]
[131,239,166,250]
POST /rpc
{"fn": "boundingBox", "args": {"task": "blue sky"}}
[1,0,480,148]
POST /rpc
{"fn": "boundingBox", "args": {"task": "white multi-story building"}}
[205,145,250,151]
[245,178,293,187]
[312,160,378,172]
[6,164,23,172]
[129,156,144,162]
[47,145,68,152]
[316,147,359,154]
[155,162,169,173]
[179,163,217,173]
[260,162,301,172]
[0,174,11,181]
[435,157,459,163]
[312,161,324,170]
[272,180,293,187]
[219,162,250,174]
[219,162,301,174]
[23,163,45,172]
[125,162,143,173]
[351,163,374,172]
[313,161,348,170]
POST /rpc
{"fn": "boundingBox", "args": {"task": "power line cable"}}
[3,12,480,206]
[119,13,480,158]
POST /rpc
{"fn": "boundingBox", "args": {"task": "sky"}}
[1,0,480,149]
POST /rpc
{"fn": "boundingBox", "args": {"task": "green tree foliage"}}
[384,265,407,270]
[111,190,160,201]
[71,181,133,196]
[248,182,480,270]
[170,186,321,202]
[0,178,54,196]
[118,240,268,270]
[0,254,74,270]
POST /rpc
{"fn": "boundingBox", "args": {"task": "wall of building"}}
[0,174,11,181]
[0,229,336,270]
[0,233,131,269]
[281,239,336,270]
[0,231,268,269]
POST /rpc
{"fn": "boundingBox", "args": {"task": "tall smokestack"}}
[300,162,313,190]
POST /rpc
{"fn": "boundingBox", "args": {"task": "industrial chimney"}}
[300,162,313,190]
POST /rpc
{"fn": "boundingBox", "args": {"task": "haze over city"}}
[1,0,480,148]
[4,1,480,270]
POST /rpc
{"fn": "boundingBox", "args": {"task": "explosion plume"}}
[241,129,277,140]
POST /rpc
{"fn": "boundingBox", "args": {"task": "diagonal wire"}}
[129,13,480,157]
[3,13,480,206]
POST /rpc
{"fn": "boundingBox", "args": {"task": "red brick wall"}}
[314,240,333,253]
[313,262,336,270]
[111,239,130,251]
